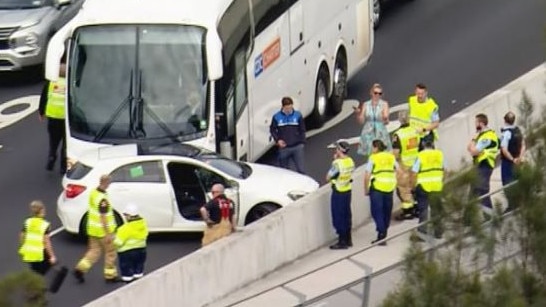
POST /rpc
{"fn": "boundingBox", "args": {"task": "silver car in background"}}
[0,0,83,71]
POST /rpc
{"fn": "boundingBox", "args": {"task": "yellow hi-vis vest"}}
[330,156,355,192]
[19,217,50,262]
[114,218,148,253]
[369,151,397,193]
[416,149,444,192]
[45,78,66,119]
[408,95,439,140]
[475,129,499,168]
[87,189,117,238]
[394,125,420,167]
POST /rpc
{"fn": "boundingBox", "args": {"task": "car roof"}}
[77,143,218,167]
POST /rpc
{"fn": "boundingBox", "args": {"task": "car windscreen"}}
[68,24,209,144]
[198,155,252,180]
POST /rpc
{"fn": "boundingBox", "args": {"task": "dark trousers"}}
[474,163,494,208]
[47,118,66,172]
[118,248,146,279]
[501,158,516,210]
[28,251,51,275]
[278,143,305,174]
[415,185,443,236]
[369,188,393,235]
[330,189,352,236]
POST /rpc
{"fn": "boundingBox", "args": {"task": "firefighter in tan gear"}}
[73,175,119,283]
[392,110,421,220]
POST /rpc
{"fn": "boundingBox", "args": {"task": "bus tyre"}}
[330,53,347,115]
[245,203,280,225]
[310,65,330,128]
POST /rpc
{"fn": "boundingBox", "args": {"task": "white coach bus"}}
[45,0,374,163]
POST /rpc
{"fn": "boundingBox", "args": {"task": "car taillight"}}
[65,184,86,199]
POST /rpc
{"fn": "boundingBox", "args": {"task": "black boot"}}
[46,156,56,171]
[346,233,353,247]
[330,235,349,250]
[371,232,387,246]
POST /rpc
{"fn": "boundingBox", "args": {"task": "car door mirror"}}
[55,0,72,8]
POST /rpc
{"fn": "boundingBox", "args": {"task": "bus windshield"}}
[69,24,208,144]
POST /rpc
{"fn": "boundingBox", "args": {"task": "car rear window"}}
[66,162,93,180]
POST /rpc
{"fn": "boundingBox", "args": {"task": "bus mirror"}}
[206,32,223,80]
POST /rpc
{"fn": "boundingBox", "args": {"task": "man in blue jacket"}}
[270,97,306,174]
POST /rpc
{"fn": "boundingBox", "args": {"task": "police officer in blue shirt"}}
[499,111,525,212]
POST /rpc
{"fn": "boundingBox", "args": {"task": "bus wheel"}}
[310,65,329,128]
[330,53,347,115]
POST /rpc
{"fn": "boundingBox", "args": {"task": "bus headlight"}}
[287,190,309,201]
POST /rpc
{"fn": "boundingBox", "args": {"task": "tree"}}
[0,270,47,307]
[382,93,546,307]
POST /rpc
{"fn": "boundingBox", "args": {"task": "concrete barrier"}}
[86,63,545,307]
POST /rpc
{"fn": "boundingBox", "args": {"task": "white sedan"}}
[57,143,319,235]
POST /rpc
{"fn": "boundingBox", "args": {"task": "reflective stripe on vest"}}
[408,95,439,140]
[19,217,50,262]
[475,129,499,168]
[330,157,355,192]
[45,78,66,119]
[416,149,444,192]
[114,219,148,253]
[87,189,116,238]
[370,151,397,192]
[395,126,420,167]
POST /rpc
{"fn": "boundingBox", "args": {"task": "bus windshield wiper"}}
[93,70,134,142]
[134,70,179,143]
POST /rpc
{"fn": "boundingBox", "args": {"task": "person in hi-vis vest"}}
[38,61,67,174]
[408,83,440,150]
[364,139,398,246]
[325,141,355,250]
[19,200,57,275]
[392,110,421,220]
[73,175,119,283]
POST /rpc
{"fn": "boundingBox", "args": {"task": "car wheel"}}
[373,0,381,29]
[329,52,347,115]
[245,203,280,225]
[309,64,330,128]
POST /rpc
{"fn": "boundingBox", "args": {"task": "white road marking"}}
[50,226,65,237]
[0,95,40,130]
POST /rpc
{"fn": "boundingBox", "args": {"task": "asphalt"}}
[0,0,543,305]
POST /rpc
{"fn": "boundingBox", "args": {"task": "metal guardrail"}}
[226,178,518,307]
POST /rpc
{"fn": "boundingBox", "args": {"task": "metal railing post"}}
[485,212,496,273]
[361,275,371,307]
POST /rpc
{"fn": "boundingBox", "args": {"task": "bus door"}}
[217,45,250,161]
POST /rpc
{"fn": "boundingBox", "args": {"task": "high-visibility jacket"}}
[114,218,148,253]
[394,125,421,167]
[408,95,439,140]
[416,149,444,192]
[369,151,397,193]
[330,156,355,192]
[45,78,66,119]
[87,189,116,238]
[475,129,499,168]
[19,217,50,262]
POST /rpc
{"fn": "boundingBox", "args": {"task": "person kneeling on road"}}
[325,141,355,250]
[114,203,148,283]
[200,184,237,247]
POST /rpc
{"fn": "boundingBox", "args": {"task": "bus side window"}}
[254,0,297,35]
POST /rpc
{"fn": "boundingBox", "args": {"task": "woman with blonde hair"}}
[19,200,57,275]
[354,83,392,162]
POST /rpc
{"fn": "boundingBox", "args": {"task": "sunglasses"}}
[373,91,383,95]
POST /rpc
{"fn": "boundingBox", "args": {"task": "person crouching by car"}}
[200,183,237,247]
[114,203,148,283]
